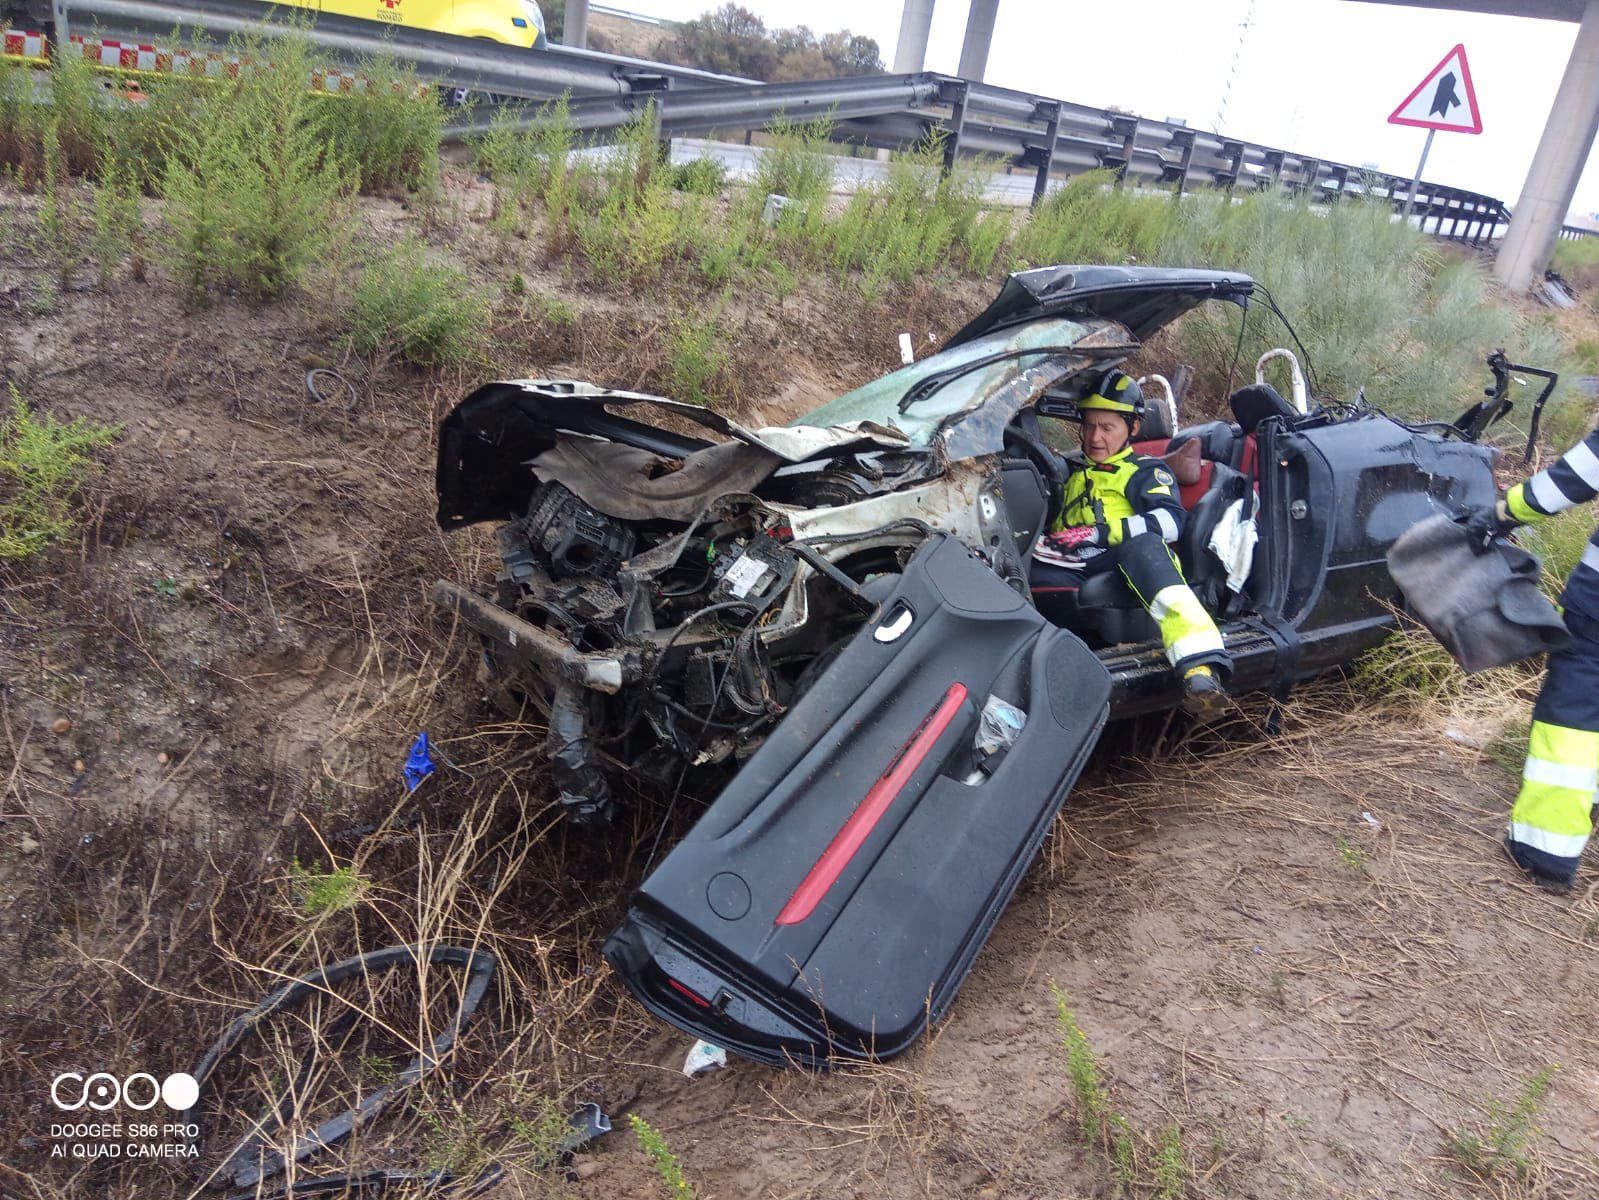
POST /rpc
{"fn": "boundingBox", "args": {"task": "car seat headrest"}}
[1230,383,1298,434]
[1134,393,1175,442]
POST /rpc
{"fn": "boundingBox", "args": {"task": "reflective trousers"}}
[1040,532,1232,675]
[1509,609,1599,885]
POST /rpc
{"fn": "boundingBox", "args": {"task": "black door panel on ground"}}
[605,536,1111,1066]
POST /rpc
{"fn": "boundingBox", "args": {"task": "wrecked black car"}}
[432,266,1504,1068]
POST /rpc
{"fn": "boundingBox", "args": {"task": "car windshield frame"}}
[788,318,1093,448]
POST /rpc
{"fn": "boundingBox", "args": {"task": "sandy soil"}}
[2,172,1597,1200]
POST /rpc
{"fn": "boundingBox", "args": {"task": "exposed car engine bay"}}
[480,452,1005,822]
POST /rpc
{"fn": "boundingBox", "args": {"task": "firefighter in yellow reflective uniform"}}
[1034,368,1232,718]
[1465,424,1599,890]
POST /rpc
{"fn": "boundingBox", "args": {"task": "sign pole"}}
[1402,127,1436,222]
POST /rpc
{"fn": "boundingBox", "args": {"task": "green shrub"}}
[1524,506,1594,600]
[506,1096,577,1173]
[316,57,442,196]
[1353,620,1470,703]
[0,58,45,181]
[664,310,733,407]
[1,52,99,186]
[41,47,106,180]
[91,157,145,289]
[0,386,119,561]
[33,114,87,286]
[1162,191,1515,418]
[527,94,577,225]
[160,35,356,302]
[670,155,729,196]
[474,102,540,229]
[817,135,993,292]
[571,107,708,284]
[475,97,576,230]
[351,239,488,366]
[288,857,368,916]
[1051,982,1110,1144]
[750,112,835,212]
[629,1114,695,1199]
[1447,1065,1557,1181]
[1012,169,1176,270]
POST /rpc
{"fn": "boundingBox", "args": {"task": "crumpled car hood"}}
[945,265,1256,348]
[436,380,911,528]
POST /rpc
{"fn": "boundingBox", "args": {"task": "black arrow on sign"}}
[1429,71,1459,118]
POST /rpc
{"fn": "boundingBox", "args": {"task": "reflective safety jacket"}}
[1505,426,1599,619]
[1056,446,1186,544]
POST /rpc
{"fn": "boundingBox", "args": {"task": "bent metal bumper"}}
[429,580,639,694]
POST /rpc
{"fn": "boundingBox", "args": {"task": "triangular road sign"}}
[1389,44,1482,133]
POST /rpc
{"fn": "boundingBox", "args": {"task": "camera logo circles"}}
[50,1072,199,1112]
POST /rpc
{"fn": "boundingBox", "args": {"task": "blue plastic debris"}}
[404,732,436,792]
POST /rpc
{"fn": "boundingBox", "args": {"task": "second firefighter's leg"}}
[1507,612,1599,889]
[1115,532,1232,677]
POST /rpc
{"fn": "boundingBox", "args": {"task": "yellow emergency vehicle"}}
[283,0,545,48]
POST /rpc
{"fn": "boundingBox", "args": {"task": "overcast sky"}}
[607,0,1599,217]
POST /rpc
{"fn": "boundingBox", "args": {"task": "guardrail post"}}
[1109,115,1138,187]
[942,80,969,174]
[1295,158,1319,198]
[1032,100,1062,208]
[51,0,70,46]
[1325,164,1348,204]
[1163,128,1195,196]
[1214,141,1244,192]
[1263,149,1284,190]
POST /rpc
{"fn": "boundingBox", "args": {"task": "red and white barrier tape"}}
[2,28,428,96]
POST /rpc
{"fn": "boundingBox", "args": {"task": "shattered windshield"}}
[790,318,1090,446]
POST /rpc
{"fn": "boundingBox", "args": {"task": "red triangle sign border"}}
[1388,43,1483,134]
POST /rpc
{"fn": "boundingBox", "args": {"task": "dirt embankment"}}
[2,172,1597,1200]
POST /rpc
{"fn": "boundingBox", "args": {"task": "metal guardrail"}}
[455,71,1508,245]
[450,72,945,138]
[39,0,1509,243]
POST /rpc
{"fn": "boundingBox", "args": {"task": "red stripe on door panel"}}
[775,683,969,926]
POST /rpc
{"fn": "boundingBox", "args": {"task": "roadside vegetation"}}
[1447,1065,1558,1182]
[5,32,1582,419]
[648,2,884,81]
[0,385,119,561]
[1051,983,1188,1198]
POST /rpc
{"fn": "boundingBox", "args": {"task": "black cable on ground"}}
[185,945,497,1190]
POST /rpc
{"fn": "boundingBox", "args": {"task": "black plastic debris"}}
[560,1102,612,1156]
[184,944,497,1189]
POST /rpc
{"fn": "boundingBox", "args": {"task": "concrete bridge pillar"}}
[957,0,999,81]
[563,0,589,48]
[1494,0,1599,290]
[893,0,937,72]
